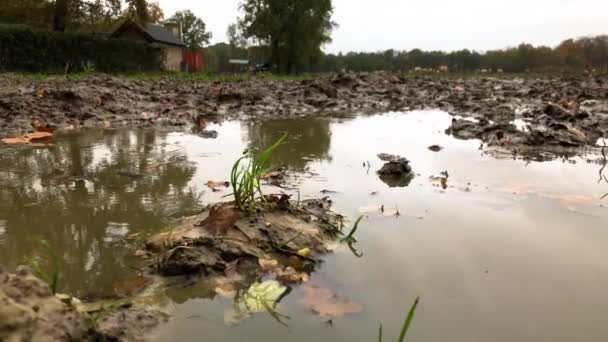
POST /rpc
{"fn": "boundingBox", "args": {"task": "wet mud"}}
[1,73,607,154]
[143,197,342,290]
[0,265,167,342]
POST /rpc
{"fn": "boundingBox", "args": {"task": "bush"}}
[0,27,164,73]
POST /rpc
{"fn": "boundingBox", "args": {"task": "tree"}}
[556,39,586,70]
[227,22,248,49]
[125,0,150,25]
[168,10,212,49]
[147,2,164,23]
[238,0,337,73]
[53,0,69,31]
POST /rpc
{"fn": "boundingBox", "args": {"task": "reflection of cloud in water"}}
[0,220,6,243]
[104,222,130,243]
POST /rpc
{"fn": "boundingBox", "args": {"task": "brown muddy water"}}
[1,111,608,341]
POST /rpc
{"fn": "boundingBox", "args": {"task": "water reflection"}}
[0,130,201,298]
[244,118,333,171]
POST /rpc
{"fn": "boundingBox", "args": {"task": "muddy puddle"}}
[1,111,608,341]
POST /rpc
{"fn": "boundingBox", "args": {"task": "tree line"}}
[314,37,608,73]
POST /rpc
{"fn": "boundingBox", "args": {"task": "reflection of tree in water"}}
[244,118,333,171]
[0,130,200,298]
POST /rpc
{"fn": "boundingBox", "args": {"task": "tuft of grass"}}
[27,239,62,294]
[379,297,420,342]
[230,133,288,214]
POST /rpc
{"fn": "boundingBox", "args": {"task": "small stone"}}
[265,222,271,228]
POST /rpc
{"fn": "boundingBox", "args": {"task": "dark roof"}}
[111,20,185,47]
[144,24,184,47]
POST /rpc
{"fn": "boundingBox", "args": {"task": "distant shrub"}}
[0,27,164,73]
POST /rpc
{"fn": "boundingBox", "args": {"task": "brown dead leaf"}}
[36,89,45,98]
[112,275,151,298]
[277,267,309,284]
[261,170,282,180]
[300,284,362,318]
[199,204,241,235]
[2,132,53,144]
[215,277,238,298]
[568,127,586,139]
[258,258,280,272]
[207,180,230,189]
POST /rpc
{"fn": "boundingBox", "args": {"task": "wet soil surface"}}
[0,265,167,341]
[1,73,607,153]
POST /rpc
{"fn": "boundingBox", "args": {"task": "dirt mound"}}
[145,198,342,278]
[0,265,167,341]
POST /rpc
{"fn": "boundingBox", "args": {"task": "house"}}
[112,19,186,71]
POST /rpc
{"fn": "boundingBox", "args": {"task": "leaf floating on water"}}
[2,132,53,144]
[206,180,230,189]
[300,284,362,318]
[239,280,287,313]
[112,275,151,298]
[428,145,443,152]
[215,277,238,298]
[261,170,282,180]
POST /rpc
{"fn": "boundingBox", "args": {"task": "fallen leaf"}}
[568,127,586,139]
[258,258,280,272]
[112,275,151,298]
[428,145,443,152]
[276,267,309,284]
[298,248,312,257]
[300,284,362,318]
[36,89,45,98]
[2,132,53,144]
[199,204,241,235]
[126,232,141,241]
[215,277,238,298]
[103,120,112,129]
[206,180,230,189]
[261,170,282,180]
[239,280,286,313]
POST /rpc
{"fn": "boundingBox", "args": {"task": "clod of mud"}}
[0,265,90,341]
[377,154,414,187]
[145,198,342,279]
[0,265,167,342]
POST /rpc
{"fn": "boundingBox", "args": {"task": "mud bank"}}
[1,72,606,150]
[141,197,342,290]
[0,265,167,341]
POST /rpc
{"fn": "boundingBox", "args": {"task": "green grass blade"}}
[397,297,420,342]
[378,324,383,342]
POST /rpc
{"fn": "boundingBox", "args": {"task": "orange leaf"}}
[2,132,53,144]
[300,284,362,318]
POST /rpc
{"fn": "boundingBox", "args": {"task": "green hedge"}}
[0,28,164,73]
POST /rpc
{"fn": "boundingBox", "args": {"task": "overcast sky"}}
[158,0,608,53]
